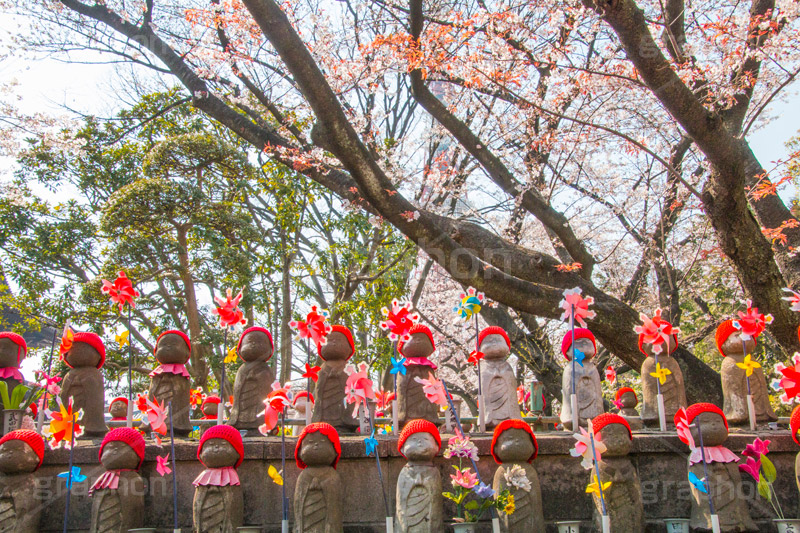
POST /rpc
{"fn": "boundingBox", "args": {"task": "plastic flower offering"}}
[443,435,479,462]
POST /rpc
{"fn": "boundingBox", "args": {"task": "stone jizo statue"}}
[143,330,192,437]
[0,429,45,533]
[294,422,343,533]
[479,327,522,429]
[639,321,687,428]
[60,332,107,437]
[193,425,244,533]
[614,387,643,431]
[559,328,603,431]
[0,333,26,422]
[312,325,359,433]
[396,324,441,429]
[108,397,128,421]
[395,419,442,533]
[229,326,275,434]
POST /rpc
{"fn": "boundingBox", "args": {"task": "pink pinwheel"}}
[101,271,140,312]
[783,288,800,312]
[258,381,292,434]
[674,408,696,449]
[344,362,376,416]
[733,299,773,340]
[35,370,62,396]
[213,288,247,328]
[633,309,679,355]
[605,366,617,384]
[773,353,800,404]
[414,372,448,406]
[739,456,761,482]
[570,426,606,470]
[139,394,168,440]
[450,467,479,489]
[156,455,172,476]
[742,437,770,459]
[559,288,596,327]
[379,299,420,342]
[612,398,624,410]
[289,306,332,348]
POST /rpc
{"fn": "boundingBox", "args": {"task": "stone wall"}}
[31,429,800,532]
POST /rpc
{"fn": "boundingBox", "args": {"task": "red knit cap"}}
[591,413,632,440]
[791,405,800,446]
[615,387,637,403]
[0,332,27,363]
[560,328,596,360]
[201,396,221,410]
[198,425,244,468]
[397,324,435,356]
[319,325,354,360]
[478,326,510,349]
[397,419,441,457]
[100,427,146,470]
[110,397,128,406]
[0,429,45,470]
[65,332,106,369]
[293,391,315,406]
[715,320,741,356]
[686,403,728,430]
[154,330,191,359]
[637,318,678,355]
[490,419,538,464]
[295,422,341,469]
[236,326,274,360]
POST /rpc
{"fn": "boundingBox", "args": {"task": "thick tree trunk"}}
[176,224,208,389]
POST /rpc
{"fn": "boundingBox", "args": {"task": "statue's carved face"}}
[400,333,433,359]
[299,432,337,467]
[0,440,39,474]
[721,332,755,359]
[109,401,128,418]
[643,336,676,357]
[480,334,509,360]
[690,412,728,447]
[320,332,351,361]
[0,338,21,368]
[200,438,239,469]
[203,402,219,417]
[620,392,637,409]
[598,424,631,456]
[154,333,190,365]
[402,432,438,462]
[568,337,596,361]
[64,342,101,368]
[239,331,272,363]
[494,428,535,463]
[101,441,140,470]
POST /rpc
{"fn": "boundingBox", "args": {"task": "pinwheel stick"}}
[37,328,58,434]
[392,341,399,434]
[695,418,720,533]
[306,338,312,426]
[127,306,134,428]
[281,408,289,533]
[367,405,392,530]
[168,401,179,532]
[740,338,757,431]
[218,328,229,425]
[62,414,76,533]
[570,309,579,433]
[474,313,486,433]
[654,352,667,432]
[588,420,609,533]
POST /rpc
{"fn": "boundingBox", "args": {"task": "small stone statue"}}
[293,391,314,423]
[144,330,192,437]
[791,406,800,497]
[590,414,643,533]
[294,422,343,533]
[0,333,26,422]
[312,325,359,433]
[614,388,643,431]
[559,328,603,431]
[201,396,221,419]
[716,321,777,426]
[108,397,128,421]
[490,420,545,532]
[479,327,522,429]
[397,325,441,429]
[193,425,245,533]
[0,429,45,533]
[89,427,146,533]
[395,419,443,533]
[229,327,275,434]
[685,403,757,532]
[639,320,687,428]
[60,332,107,437]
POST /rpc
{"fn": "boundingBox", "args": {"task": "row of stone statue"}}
[2,403,788,533]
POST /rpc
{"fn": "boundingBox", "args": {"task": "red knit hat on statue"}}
[714,320,741,356]
[64,332,106,369]
[0,429,45,470]
[318,325,355,360]
[100,427,146,470]
[201,396,221,411]
[478,326,510,349]
[397,419,441,457]
[0,332,27,364]
[198,425,244,468]
[560,328,596,360]
[110,397,128,407]
[615,387,637,403]
[154,330,191,358]
[686,403,728,430]
[591,413,632,440]
[293,391,315,407]
[491,419,538,464]
[236,326,274,360]
[791,405,800,446]
[295,423,341,470]
[397,324,435,355]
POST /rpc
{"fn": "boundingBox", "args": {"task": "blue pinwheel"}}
[573,348,586,367]
[58,466,86,489]
[390,356,407,376]
[688,472,708,494]
[364,433,379,456]
[453,288,485,321]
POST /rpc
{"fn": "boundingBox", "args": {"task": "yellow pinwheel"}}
[586,477,612,495]
[224,346,238,364]
[115,330,129,348]
[736,354,761,377]
[268,465,283,486]
[650,362,672,385]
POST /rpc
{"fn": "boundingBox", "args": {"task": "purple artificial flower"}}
[472,482,494,499]
[738,456,761,482]
[742,437,770,459]
[444,436,479,462]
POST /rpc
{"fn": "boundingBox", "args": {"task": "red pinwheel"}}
[773,354,800,404]
[558,288,595,328]
[375,389,393,410]
[101,271,140,312]
[344,362,376,416]
[379,299,420,342]
[467,350,484,366]
[259,381,292,434]
[59,324,74,356]
[734,299,773,340]
[213,288,247,328]
[634,309,679,355]
[674,408,695,449]
[302,363,321,383]
[605,366,617,384]
[289,306,332,348]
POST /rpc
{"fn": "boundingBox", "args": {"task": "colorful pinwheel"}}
[379,299,419,342]
[259,381,292,434]
[156,455,172,476]
[138,394,168,440]
[289,305,332,348]
[302,363,321,383]
[586,474,612,496]
[344,362,376,416]
[649,363,672,385]
[559,288,596,328]
[268,465,283,486]
[101,271,140,312]
[605,366,616,384]
[59,325,74,356]
[633,309,679,354]
[772,353,800,404]
[783,288,800,311]
[516,385,530,406]
[375,389,394,410]
[189,388,205,408]
[736,354,761,377]
[570,427,606,470]
[390,356,407,375]
[57,466,86,488]
[414,372,449,406]
[364,433,379,456]
[35,370,61,396]
[733,299,773,340]
[224,346,238,364]
[44,396,83,449]
[453,287,485,321]
[573,348,586,367]
[213,288,247,328]
[467,350,484,366]
[115,330,130,348]
[674,408,695,449]
[688,471,708,493]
